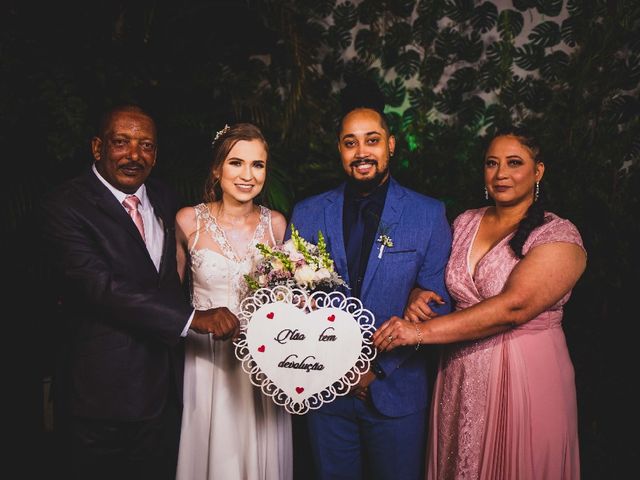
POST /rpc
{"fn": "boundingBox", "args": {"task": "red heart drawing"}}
[266,312,275,319]
[257,345,265,353]
[327,314,335,322]
[295,386,304,394]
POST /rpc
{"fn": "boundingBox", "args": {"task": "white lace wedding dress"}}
[176,203,293,480]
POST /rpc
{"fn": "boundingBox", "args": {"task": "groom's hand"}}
[191,307,240,340]
[351,370,376,401]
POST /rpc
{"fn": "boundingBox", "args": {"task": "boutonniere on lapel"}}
[376,229,394,259]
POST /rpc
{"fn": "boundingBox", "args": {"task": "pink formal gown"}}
[427,207,584,480]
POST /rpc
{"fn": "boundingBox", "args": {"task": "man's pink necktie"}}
[122,195,146,242]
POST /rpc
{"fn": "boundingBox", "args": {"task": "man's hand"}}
[350,370,377,401]
[190,307,240,340]
[404,287,446,323]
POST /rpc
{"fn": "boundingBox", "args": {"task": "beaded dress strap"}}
[197,204,270,262]
[189,204,206,255]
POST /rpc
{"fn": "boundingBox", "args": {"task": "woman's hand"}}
[372,316,423,352]
[404,288,445,323]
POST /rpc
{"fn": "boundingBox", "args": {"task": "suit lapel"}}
[361,178,405,297]
[84,171,157,268]
[146,182,172,277]
[324,185,349,283]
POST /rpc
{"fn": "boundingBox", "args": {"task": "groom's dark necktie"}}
[346,197,368,297]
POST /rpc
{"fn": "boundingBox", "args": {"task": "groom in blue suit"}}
[288,80,452,479]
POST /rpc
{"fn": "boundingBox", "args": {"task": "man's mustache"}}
[350,159,377,168]
[120,161,144,170]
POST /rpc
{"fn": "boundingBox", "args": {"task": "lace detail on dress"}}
[192,203,269,262]
[189,203,271,312]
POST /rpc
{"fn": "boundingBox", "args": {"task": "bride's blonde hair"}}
[203,123,269,203]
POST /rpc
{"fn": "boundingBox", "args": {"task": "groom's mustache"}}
[350,159,377,168]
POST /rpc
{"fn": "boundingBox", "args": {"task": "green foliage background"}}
[2,0,638,476]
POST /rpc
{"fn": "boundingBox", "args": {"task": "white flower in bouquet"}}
[294,264,316,286]
[244,224,347,294]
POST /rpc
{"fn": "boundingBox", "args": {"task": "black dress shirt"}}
[342,179,390,299]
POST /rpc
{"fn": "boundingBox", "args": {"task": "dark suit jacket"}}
[41,169,191,421]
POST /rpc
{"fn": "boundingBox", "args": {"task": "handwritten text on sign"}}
[245,302,363,402]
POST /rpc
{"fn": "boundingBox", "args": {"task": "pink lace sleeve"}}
[523,214,585,256]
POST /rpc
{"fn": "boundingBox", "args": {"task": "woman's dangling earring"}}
[535,181,539,202]
[484,186,489,200]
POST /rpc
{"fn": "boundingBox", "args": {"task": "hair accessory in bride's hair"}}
[212,124,230,146]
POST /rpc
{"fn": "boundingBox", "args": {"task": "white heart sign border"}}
[234,285,377,415]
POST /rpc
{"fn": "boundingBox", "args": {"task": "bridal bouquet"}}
[244,224,346,294]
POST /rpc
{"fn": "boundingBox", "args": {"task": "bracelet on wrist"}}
[414,323,422,351]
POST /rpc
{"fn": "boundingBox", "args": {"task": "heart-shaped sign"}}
[235,288,376,414]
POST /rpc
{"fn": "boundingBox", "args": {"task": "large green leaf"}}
[420,56,446,86]
[381,77,407,107]
[486,40,515,67]
[528,21,561,48]
[412,13,439,45]
[357,0,383,25]
[500,75,528,107]
[471,1,498,34]
[435,27,462,60]
[515,43,545,70]
[434,88,462,114]
[334,1,358,29]
[343,57,374,79]
[416,0,448,18]
[457,95,486,126]
[386,21,413,48]
[477,61,503,92]
[448,66,478,94]
[458,31,484,63]
[560,17,577,47]
[535,0,563,17]
[444,0,475,23]
[408,86,436,110]
[513,0,536,11]
[540,50,569,82]
[326,24,352,49]
[355,28,382,59]
[497,9,524,40]
[381,43,400,70]
[396,50,422,79]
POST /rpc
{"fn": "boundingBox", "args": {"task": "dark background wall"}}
[3,1,638,478]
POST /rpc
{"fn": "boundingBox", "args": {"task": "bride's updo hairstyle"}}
[203,123,269,203]
[490,127,546,259]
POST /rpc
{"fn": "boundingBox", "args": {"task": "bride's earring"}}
[535,181,540,202]
[484,186,489,200]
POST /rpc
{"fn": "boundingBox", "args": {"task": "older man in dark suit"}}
[41,104,238,480]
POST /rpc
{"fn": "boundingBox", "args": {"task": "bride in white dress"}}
[175,123,292,480]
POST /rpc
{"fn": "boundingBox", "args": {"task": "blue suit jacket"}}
[288,177,452,417]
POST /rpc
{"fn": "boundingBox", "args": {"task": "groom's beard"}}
[347,162,389,194]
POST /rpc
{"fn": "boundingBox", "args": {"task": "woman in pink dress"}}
[373,129,586,480]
